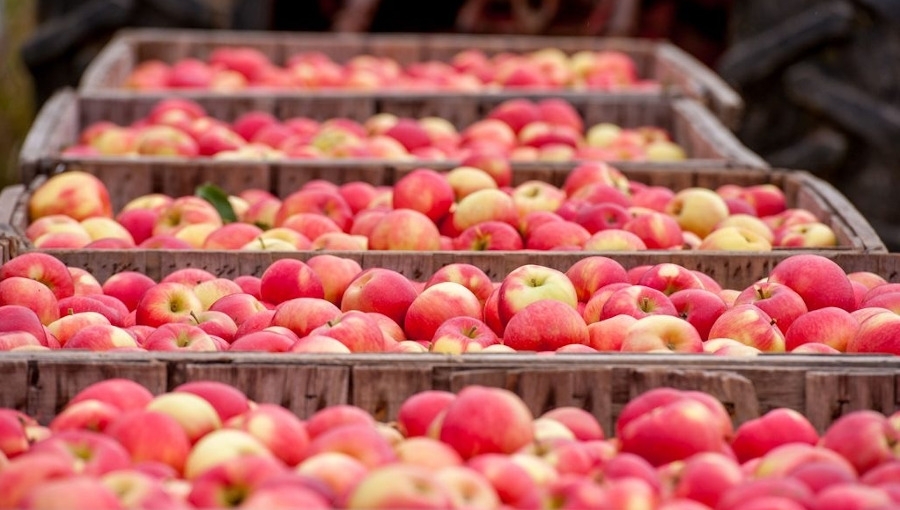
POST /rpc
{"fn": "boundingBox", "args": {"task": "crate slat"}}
[0,352,897,432]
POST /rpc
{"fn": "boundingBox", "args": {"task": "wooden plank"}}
[0,359,30,414]
[351,365,435,423]
[26,359,167,425]
[173,362,350,419]
[804,370,899,433]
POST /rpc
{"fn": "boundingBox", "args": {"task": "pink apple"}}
[731,408,820,463]
[27,170,113,222]
[503,299,589,351]
[101,271,156,311]
[173,380,251,423]
[621,315,703,353]
[785,306,858,352]
[439,386,534,459]
[369,209,442,251]
[430,316,500,353]
[708,304,786,352]
[306,254,363,306]
[259,258,324,305]
[404,282,482,341]
[734,281,808,335]
[669,288,728,340]
[106,409,192,473]
[600,285,678,321]
[143,323,218,351]
[340,268,419,327]
[308,310,384,352]
[497,264,578,327]
[134,282,203,327]
[767,254,856,312]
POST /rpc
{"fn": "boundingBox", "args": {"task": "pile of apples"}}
[122,46,656,92]
[1,380,899,509]
[24,162,837,251]
[0,248,897,355]
[61,97,687,162]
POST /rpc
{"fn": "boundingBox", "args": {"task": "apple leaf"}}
[196,182,237,223]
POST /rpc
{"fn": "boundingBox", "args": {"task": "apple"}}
[101,272,156,312]
[296,452,368,507]
[0,252,75,301]
[445,165,499,200]
[173,381,251,423]
[820,410,899,474]
[430,316,500,353]
[665,187,730,238]
[106,409,193,474]
[698,226,773,251]
[305,423,397,469]
[275,189,353,232]
[67,378,154,413]
[669,288,728,340]
[497,264,578,327]
[405,282,482,342]
[47,311,110,347]
[452,188,518,232]
[48,398,120,433]
[734,282,808,335]
[621,315,703,353]
[27,171,113,221]
[134,282,203,327]
[587,314,637,351]
[394,437,464,470]
[459,152,512,188]
[453,221,524,250]
[617,391,731,467]
[637,263,705,296]
[269,297,341,338]
[153,196,222,237]
[142,320,219,351]
[392,168,455,223]
[623,211,684,250]
[668,452,744,508]
[600,285,678,321]
[100,469,186,509]
[259,258,325,305]
[340,268,419,328]
[308,310,384,353]
[784,306,858,352]
[525,221,590,250]
[369,209,442,251]
[345,464,452,509]
[708,304,786,352]
[57,294,129,327]
[202,223,265,250]
[731,408,820,463]
[0,304,50,344]
[583,229,649,250]
[19,476,123,510]
[63,324,140,351]
[767,254,856,312]
[466,453,543,509]
[439,386,534,460]
[503,299,589,351]
[183,428,274,481]
[435,465,501,509]
[225,403,309,467]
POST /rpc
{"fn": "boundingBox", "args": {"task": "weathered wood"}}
[804,370,899,433]
[0,359,30,414]
[173,362,350,419]
[26,358,167,425]
[351,365,435,423]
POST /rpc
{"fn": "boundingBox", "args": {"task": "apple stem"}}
[189,311,200,324]
[67,307,75,316]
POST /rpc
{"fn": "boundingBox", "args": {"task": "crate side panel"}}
[174,363,350,419]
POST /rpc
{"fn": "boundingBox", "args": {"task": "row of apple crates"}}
[1,28,898,433]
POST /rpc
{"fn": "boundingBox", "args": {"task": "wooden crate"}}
[0,158,884,270]
[17,88,765,185]
[78,28,744,130]
[1,350,898,434]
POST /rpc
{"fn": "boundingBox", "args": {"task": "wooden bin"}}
[78,28,745,130]
[17,88,765,185]
[0,160,885,270]
[1,331,899,434]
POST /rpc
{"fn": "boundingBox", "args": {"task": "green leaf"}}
[195,182,237,223]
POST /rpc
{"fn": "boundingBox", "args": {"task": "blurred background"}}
[2,0,899,248]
